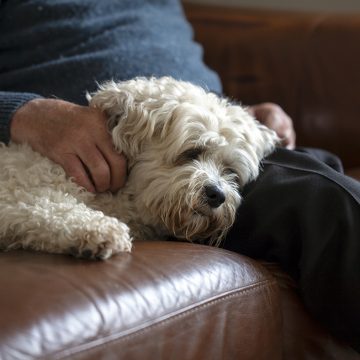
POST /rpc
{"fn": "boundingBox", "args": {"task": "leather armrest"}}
[0,241,281,359]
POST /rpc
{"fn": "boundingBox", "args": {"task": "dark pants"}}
[224,147,360,352]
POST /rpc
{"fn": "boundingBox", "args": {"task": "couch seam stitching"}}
[53,278,278,359]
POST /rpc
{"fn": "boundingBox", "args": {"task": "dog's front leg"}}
[0,195,132,259]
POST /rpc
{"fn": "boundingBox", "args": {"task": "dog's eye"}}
[223,168,240,183]
[176,148,204,165]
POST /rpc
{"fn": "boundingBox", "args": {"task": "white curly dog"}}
[0,77,277,259]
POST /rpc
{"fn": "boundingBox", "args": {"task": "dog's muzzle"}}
[204,184,225,208]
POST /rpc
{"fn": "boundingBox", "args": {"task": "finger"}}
[78,145,111,193]
[100,144,128,193]
[281,114,296,149]
[281,128,296,150]
[93,116,128,192]
[60,154,96,193]
[107,152,127,193]
[286,132,296,150]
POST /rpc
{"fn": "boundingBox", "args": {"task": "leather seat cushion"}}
[0,241,281,360]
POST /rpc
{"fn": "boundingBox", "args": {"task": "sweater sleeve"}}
[0,91,42,144]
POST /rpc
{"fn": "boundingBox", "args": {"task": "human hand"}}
[247,102,296,149]
[10,98,127,193]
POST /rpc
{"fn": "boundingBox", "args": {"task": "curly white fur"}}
[0,77,278,259]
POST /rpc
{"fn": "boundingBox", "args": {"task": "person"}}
[0,0,359,352]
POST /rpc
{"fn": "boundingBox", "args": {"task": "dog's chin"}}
[164,204,236,247]
[192,205,213,217]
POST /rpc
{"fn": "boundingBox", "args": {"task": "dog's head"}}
[89,77,278,244]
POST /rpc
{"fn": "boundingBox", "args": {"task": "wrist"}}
[0,92,42,144]
[10,98,45,143]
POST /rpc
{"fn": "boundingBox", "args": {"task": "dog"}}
[0,77,278,259]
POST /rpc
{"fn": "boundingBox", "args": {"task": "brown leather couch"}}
[1,4,360,360]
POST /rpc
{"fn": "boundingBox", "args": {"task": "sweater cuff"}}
[0,92,43,144]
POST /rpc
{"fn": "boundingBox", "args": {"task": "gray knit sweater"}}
[0,0,221,142]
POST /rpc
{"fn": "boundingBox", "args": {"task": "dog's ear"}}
[224,105,279,183]
[230,105,279,160]
[88,79,161,160]
[253,118,279,159]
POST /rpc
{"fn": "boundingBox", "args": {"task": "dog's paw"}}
[69,221,132,260]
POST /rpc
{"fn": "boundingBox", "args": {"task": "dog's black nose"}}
[204,185,226,208]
